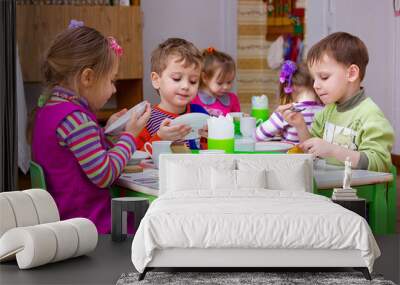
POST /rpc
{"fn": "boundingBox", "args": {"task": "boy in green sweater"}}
[282,32,394,172]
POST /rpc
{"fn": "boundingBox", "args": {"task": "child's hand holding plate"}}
[170,113,210,140]
[104,101,148,134]
[157,119,192,141]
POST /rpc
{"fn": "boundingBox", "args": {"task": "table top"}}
[117,158,393,196]
[118,166,159,196]
[314,164,393,189]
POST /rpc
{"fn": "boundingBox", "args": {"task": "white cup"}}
[144,141,172,169]
[240,117,256,138]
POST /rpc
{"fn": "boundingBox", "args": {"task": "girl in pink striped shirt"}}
[31,22,151,233]
[255,61,324,143]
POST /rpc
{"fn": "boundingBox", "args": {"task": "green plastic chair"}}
[30,160,47,190]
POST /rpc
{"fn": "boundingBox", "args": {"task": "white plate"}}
[170,113,210,140]
[105,101,147,134]
[254,141,294,152]
[127,150,150,166]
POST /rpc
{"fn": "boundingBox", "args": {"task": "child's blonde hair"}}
[200,48,236,89]
[28,25,119,143]
[42,26,118,92]
[279,62,316,105]
[151,38,202,76]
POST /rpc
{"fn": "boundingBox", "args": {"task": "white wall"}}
[306,0,400,154]
[141,0,237,105]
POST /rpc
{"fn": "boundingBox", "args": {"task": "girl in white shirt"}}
[255,61,324,143]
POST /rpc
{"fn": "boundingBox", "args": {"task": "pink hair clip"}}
[108,36,123,57]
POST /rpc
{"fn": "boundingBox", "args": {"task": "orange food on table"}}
[287,145,304,154]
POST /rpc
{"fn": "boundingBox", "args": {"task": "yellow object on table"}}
[287,145,304,154]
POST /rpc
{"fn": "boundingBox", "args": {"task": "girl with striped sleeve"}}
[255,61,323,144]
[31,22,150,234]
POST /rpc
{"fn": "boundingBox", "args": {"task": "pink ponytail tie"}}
[108,36,123,57]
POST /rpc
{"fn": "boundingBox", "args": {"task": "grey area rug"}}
[117,271,395,285]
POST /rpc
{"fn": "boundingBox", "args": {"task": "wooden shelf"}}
[96,109,115,124]
[96,79,143,124]
[16,5,143,81]
[17,5,144,124]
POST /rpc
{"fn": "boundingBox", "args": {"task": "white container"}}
[252,94,269,109]
[207,115,234,139]
[240,117,256,138]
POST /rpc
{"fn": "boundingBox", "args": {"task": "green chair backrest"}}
[29,161,125,201]
[30,160,47,190]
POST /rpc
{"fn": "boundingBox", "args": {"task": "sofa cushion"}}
[0,196,17,237]
[0,190,60,238]
[0,189,98,270]
[0,218,97,269]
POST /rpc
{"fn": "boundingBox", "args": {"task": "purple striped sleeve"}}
[57,111,136,188]
[254,112,285,141]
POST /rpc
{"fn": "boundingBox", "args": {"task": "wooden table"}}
[117,161,396,234]
[313,164,393,189]
[117,166,159,202]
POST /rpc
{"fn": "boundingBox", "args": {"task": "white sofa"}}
[0,189,98,269]
[131,154,379,280]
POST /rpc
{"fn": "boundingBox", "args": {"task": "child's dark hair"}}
[151,38,202,75]
[200,48,236,88]
[280,62,315,104]
[307,32,369,81]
